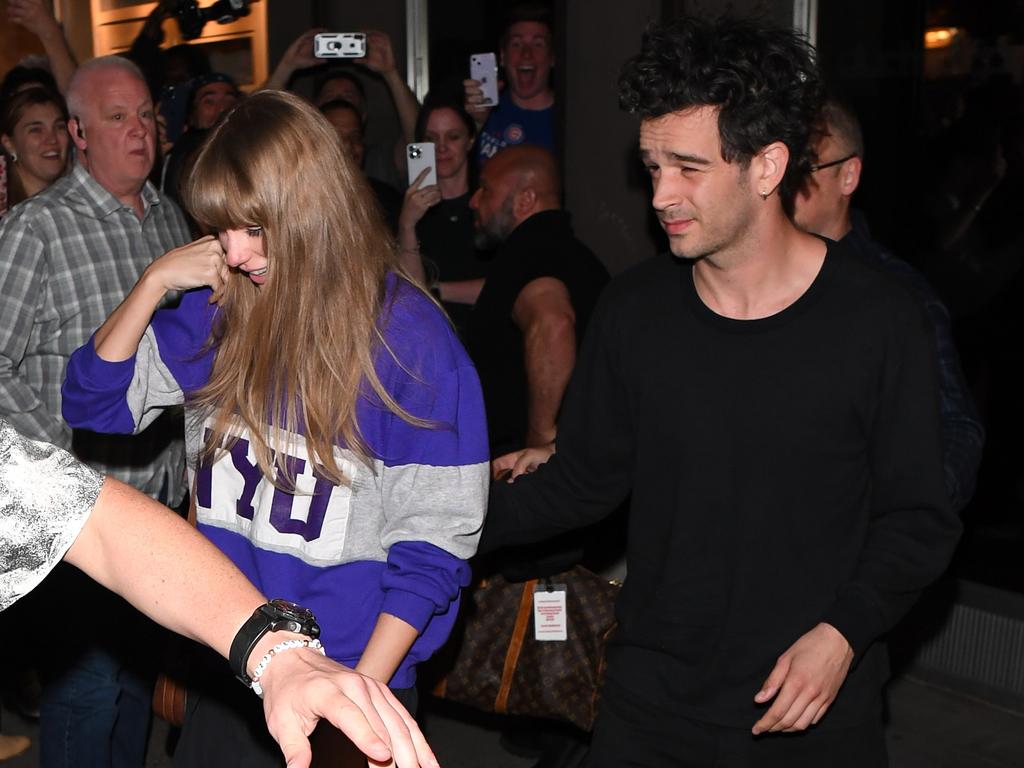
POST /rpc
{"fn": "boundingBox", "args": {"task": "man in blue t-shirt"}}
[464,5,556,166]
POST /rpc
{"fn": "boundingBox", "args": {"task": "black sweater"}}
[483,240,962,729]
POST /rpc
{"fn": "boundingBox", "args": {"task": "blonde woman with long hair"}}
[62,90,488,766]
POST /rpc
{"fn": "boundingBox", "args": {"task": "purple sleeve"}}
[62,338,139,433]
[380,541,473,631]
[371,279,489,631]
[62,288,217,433]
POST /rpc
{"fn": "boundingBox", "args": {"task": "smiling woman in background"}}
[0,86,69,216]
[398,99,492,333]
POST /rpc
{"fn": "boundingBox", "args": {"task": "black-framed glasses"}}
[809,152,857,172]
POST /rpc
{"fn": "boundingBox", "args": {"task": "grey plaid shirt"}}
[0,163,189,504]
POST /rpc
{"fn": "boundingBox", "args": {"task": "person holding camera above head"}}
[61,89,488,767]
[397,99,491,335]
[464,3,556,167]
[264,28,420,189]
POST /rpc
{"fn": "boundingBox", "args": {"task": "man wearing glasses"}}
[793,99,984,513]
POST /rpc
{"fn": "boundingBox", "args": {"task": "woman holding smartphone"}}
[398,100,492,334]
[61,90,488,766]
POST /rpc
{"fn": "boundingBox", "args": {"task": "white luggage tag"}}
[533,579,567,641]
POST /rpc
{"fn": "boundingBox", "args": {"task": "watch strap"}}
[229,603,276,685]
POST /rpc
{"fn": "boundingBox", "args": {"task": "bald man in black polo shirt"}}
[466,145,609,456]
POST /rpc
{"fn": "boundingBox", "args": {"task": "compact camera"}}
[171,0,252,40]
[314,33,367,59]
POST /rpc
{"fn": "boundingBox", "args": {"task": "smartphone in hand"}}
[470,52,499,107]
[407,142,437,187]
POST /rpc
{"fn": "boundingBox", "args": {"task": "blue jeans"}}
[40,646,151,768]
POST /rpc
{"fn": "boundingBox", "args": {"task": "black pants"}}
[585,682,888,768]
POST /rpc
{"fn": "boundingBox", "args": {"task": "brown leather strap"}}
[495,579,537,713]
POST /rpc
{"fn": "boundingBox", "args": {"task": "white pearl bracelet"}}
[250,638,325,698]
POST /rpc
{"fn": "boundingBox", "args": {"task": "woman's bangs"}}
[185,140,261,234]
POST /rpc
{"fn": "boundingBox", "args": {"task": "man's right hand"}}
[491,443,556,482]
[462,78,493,128]
[145,235,229,302]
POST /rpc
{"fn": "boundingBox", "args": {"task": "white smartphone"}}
[469,52,499,107]
[314,32,367,58]
[407,142,437,188]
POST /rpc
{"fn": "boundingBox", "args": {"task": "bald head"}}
[66,56,147,119]
[488,144,561,208]
[471,145,562,247]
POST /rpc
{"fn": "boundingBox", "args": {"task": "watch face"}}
[268,598,315,622]
[266,599,321,639]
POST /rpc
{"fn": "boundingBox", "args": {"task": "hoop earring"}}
[9,152,16,163]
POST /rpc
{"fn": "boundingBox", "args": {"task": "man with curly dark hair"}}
[483,14,961,767]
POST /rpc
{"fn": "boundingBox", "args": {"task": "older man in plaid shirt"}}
[0,55,191,768]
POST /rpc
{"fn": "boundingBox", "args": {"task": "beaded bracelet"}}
[250,638,325,698]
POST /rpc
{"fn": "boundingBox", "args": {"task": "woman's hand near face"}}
[145,235,230,303]
[92,237,226,362]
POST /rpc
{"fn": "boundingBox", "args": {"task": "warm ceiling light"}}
[925,27,961,49]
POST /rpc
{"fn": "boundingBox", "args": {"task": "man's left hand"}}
[751,622,853,735]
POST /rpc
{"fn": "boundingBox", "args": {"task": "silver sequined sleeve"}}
[0,419,104,611]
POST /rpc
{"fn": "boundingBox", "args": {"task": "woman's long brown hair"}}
[182,90,419,487]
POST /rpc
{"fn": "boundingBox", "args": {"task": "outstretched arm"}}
[7,0,77,93]
[354,31,420,144]
[65,477,438,768]
[260,29,323,92]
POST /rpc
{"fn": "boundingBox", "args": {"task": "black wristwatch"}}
[229,599,321,688]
